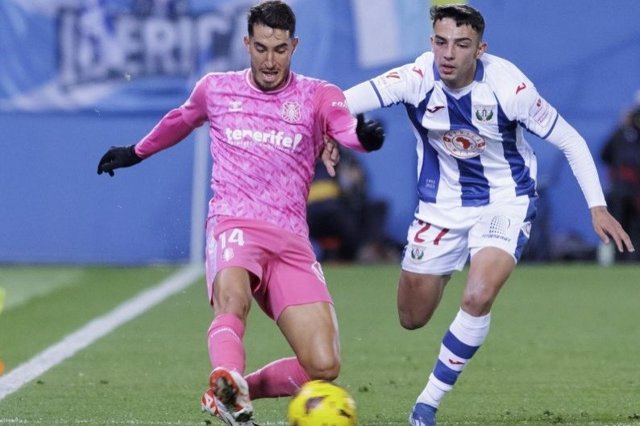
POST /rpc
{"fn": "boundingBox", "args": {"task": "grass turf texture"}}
[0,264,638,425]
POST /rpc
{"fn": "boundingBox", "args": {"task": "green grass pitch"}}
[0,263,638,425]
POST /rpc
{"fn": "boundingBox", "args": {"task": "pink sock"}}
[207,313,245,374]
[245,357,310,399]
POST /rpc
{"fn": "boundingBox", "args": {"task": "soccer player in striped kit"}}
[344,4,634,425]
[97,1,383,425]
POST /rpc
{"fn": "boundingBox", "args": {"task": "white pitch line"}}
[0,264,203,401]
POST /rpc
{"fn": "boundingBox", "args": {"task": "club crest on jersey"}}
[228,100,243,112]
[442,129,486,159]
[474,106,494,122]
[281,101,301,123]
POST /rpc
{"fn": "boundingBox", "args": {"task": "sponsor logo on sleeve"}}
[529,97,553,127]
[374,70,403,89]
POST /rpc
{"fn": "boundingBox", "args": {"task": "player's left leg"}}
[245,356,312,399]
[411,201,532,425]
[244,225,338,399]
[245,302,340,399]
[279,301,341,380]
[411,248,514,426]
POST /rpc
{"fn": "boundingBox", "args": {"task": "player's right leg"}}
[399,218,470,425]
[397,270,449,329]
[202,217,267,424]
[202,367,255,425]
[202,266,256,424]
[397,218,468,329]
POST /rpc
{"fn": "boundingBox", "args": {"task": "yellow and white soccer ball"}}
[288,380,357,426]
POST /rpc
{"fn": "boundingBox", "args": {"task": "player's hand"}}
[97,145,142,177]
[356,113,385,152]
[590,206,635,253]
[321,138,340,177]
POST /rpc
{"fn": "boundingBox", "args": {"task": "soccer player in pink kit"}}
[97,2,384,425]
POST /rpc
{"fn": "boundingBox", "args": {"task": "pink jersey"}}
[135,69,365,237]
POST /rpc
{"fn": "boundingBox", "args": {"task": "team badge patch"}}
[228,100,243,112]
[281,101,301,123]
[223,247,234,262]
[374,71,402,89]
[442,129,486,159]
[474,105,494,121]
[410,246,425,263]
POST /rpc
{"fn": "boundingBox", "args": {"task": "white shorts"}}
[401,196,537,275]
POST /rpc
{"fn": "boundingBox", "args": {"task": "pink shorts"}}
[205,216,332,320]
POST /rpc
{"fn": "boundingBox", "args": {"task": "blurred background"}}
[1,0,639,265]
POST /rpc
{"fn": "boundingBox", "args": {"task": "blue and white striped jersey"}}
[345,51,611,227]
[374,52,557,205]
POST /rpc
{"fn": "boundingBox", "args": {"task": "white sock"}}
[417,309,491,408]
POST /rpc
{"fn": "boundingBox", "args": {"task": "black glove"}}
[356,113,385,152]
[97,144,142,177]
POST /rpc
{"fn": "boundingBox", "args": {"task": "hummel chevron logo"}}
[427,106,445,113]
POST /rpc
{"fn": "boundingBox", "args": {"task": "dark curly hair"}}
[247,1,296,37]
[430,4,485,39]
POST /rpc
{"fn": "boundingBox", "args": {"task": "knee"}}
[397,294,437,330]
[213,287,251,318]
[398,310,430,330]
[302,354,341,382]
[212,268,253,317]
[397,272,446,330]
[461,288,493,316]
